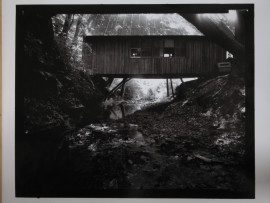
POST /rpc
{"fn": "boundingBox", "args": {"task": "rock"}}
[194,154,212,163]
[212,165,223,170]
[202,109,212,117]
[187,156,193,161]
[140,155,147,161]
[200,165,210,171]
[85,131,91,136]
[109,178,118,189]
[88,144,97,152]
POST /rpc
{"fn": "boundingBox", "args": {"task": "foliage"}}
[22,12,107,133]
[52,14,90,71]
[108,78,183,101]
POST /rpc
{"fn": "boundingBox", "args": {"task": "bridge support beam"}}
[166,79,169,97]
[105,77,130,100]
[170,79,174,97]
[106,77,114,87]
[120,78,127,97]
[180,78,186,88]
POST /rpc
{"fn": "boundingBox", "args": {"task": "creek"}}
[61,97,173,190]
[102,98,164,120]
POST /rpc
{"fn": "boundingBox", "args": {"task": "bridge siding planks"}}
[83,36,226,76]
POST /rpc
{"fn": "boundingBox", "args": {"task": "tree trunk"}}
[87,14,94,26]
[59,14,74,40]
[73,15,82,43]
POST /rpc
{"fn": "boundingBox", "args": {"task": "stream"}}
[102,98,167,120]
[62,98,182,190]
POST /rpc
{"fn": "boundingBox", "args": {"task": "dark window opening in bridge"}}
[130,39,141,58]
[163,39,186,57]
[130,48,141,58]
[163,41,174,57]
[130,38,186,58]
[164,48,175,57]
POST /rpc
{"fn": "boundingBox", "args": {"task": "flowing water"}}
[102,98,167,120]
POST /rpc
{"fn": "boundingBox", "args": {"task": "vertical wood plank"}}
[123,38,127,74]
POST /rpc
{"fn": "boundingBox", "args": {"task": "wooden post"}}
[107,80,124,99]
[120,78,127,97]
[166,78,169,97]
[180,77,186,88]
[106,77,114,87]
[119,103,125,118]
[170,79,174,97]
[180,78,184,84]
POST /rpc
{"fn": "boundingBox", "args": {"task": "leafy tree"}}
[52,14,90,70]
[59,14,74,41]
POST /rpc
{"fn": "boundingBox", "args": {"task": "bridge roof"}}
[86,14,203,36]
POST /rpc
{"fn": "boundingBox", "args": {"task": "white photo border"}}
[2,0,270,202]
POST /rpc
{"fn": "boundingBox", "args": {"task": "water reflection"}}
[103,99,157,120]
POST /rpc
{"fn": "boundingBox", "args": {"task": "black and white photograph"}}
[13,3,255,199]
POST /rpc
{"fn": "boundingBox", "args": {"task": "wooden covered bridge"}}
[82,13,229,97]
[82,14,227,79]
